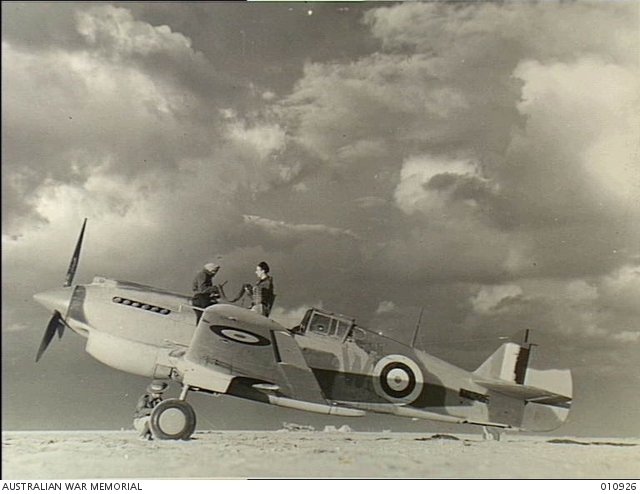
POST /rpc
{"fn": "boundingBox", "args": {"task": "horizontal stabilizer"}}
[473,378,571,408]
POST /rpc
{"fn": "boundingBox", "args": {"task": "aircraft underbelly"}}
[85,331,164,378]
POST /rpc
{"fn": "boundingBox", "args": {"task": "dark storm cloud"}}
[274,2,639,280]
[2,4,250,235]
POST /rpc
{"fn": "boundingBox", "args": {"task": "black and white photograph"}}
[2,0,639,480]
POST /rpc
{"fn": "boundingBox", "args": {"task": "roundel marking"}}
[209,325,271,346]
[373,355,424,404]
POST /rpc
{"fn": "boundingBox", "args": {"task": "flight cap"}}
[204,262,220,272]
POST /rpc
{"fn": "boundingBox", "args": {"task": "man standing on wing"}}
[245,261,275,317]
[192,262,221,308]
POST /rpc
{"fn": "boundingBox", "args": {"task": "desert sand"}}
[2,429,639,479]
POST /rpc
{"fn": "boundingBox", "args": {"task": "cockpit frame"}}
[294,308,366,343]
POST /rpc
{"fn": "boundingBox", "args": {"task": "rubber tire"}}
[149,399,196,440]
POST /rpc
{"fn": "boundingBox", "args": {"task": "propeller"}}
[64,218,87,288]
[36,311,68,363]
[35,218,87,362]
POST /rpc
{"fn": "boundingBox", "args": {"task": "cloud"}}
[394,155,487,215]
[226,120,286,161]
[242,215,359,242]
[277,2,639,286]
[269,303,323,330]
[375,301,397,315]
[4,322,29,334]
[336,139,389,166]
[76,5,195,58]
[5,3,636,318]
[3,40,195,231]
[612,331,640,343]
[463,270,640,346]
[2,5,246,236]
[471,285,523,314]
[353,196,389,209]
[365,2,636,65]
[506,58,640,224]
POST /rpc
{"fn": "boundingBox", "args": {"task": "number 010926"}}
[601,483,636,491]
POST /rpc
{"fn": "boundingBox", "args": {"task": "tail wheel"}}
[149,399,196,440]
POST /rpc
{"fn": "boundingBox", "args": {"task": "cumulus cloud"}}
[471,285,523,314]
[269,303,323,330]
[463,272,640,346]
[226,120,286,161]
[394,156,487,215]
[505,58,640,224]
[76,5,195,58]
[275,1,639,285]
[2,5,245,236]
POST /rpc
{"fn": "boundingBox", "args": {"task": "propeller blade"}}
[56,313,72,339]
[57,319,66,339]
[64,218,87,287]
[36,310,64,362]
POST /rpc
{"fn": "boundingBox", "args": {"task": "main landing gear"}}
[149,386,196,440]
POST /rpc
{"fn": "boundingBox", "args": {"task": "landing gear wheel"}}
[149,399,196,440]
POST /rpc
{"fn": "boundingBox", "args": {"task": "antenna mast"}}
[410,307,425,348]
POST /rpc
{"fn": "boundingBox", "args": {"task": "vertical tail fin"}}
[473,342,530,384]
[474,330,534,384]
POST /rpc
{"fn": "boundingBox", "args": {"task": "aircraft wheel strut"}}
[150,398,196,440]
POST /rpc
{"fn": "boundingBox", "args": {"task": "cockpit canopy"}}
[294,308,365,341]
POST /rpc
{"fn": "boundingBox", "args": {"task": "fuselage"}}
[34,276,571,431]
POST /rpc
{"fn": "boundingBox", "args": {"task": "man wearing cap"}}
[192,262,221,308]
[133,381,167,441]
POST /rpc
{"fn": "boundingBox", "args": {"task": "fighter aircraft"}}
[34,220,572,440]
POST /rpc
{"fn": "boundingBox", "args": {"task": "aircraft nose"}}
[33,287,74,315]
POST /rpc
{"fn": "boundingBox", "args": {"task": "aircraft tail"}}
[472,340,573,432]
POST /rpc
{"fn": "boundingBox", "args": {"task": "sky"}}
[2,1,639,437]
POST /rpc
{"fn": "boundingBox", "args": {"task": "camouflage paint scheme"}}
[37,276,571,432]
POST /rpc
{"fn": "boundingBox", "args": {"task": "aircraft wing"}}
[177,304,327,405]
[180,304,323,399]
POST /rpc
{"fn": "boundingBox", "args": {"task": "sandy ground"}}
[2,430,639,479]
